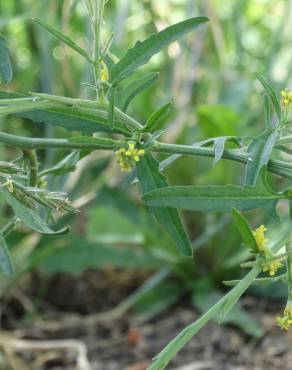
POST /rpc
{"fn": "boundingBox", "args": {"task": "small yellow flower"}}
[277,301,292,330]
[281,88,292,106]
[253,225,269,255]
[253,225,285,276]
[262,259,283,276]
[125,142,145,162]
[115,142,145,172]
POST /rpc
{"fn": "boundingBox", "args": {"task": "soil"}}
[0,270,291,370]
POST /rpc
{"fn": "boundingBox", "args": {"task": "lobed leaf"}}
[110,16,209,84]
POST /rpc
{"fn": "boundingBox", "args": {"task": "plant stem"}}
[0,101,59,115]
[286,241,292,301]
[92,0,105,99]
[1,132,292,179]
[24,149,39,187]
[153,142,292,179]
[0,132,125,150]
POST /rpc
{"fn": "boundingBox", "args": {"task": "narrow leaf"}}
[0,91,129,135]
[231,209,258,252]
[264,94,272,129]
[0,35,13,84]
[245,130,278,185]
[146,102,172,133]
[34,18,92,63]
[147,267,260,369]
[0,233,14,276]
[110,16,209,84]
[255,73,281,121]
[120,72,159,112]
[137,154,192,256]
[143,183,283,213]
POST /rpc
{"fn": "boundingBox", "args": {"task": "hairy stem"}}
[1,132,292,180]
[0,132,125,150]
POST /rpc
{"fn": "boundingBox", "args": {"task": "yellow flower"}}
[125,143,145,162]
[281,88,292,106]
[277,301,292,330]
[115,142,145,172]
[262,259,283,276]
[253,225,269,255]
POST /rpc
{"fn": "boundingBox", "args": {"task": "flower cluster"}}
[253,225,284,276]
[277,301,292,330]
[115,142,145,172]
[281,89,292,107]
[262,259,284,277]
[253,225,269,256]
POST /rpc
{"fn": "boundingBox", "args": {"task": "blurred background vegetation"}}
[1,0,292,336]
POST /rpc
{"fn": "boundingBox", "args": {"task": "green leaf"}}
[147,267,260,370]
[0,233,14,276]
[34,18,92,63]
[143,183,283,213]
[39,151,80,177]
[231,209,258,252]
[0,91,129,135]
[255,73,281,121]
[120,72,159,112]
[264,94,272,129]
[145,102,172,133]
[213,137,228,165]
[110,16,209,84]
[192,283,263,337]
[137,154,193,256]
[245,130,278,185]
[0,35,13,84]
[1,188,69,235]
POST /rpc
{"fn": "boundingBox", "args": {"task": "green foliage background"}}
[0,0,292,339]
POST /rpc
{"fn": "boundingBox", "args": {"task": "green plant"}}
[1,1,292,369]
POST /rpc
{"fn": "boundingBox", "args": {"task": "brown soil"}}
[0,270,291,370]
